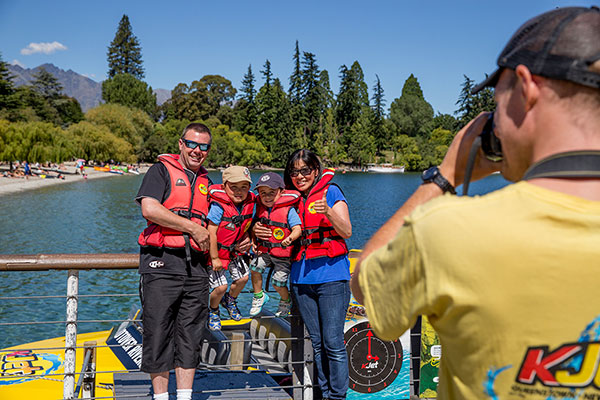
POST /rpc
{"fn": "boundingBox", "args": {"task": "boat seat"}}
[250,311,292,372]
[200,328,229,366]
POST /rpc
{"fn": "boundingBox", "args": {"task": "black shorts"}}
[139,273,209,373]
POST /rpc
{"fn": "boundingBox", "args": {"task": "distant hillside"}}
[7,63,171,112]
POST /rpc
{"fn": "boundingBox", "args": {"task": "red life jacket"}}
[138,154,209,253]
[209,185,256,269]
[296,169,349,261]
[255,190,301,258]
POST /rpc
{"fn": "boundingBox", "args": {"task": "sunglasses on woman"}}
[182,139,211,151]
[290,167,313,177]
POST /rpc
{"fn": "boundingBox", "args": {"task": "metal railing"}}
[0,253,312,400]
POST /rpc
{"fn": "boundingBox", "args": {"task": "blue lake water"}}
[0,171,510,348]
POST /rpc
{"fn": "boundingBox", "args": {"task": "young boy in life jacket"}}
[207,166,255,331]
[249,172,302,317]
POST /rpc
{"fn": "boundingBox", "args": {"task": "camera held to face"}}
[480,113,502,162]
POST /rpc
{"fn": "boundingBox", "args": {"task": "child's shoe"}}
[275,299,292,317]
[220,292,242,321]
[249,292,270,317]
[208,309,221,331]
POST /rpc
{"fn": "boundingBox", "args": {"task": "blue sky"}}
[1,1,596,115]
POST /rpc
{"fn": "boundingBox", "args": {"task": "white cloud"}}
[11,59,26,68]
[21,41,68,55]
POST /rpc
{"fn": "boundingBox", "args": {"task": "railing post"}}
[291,302,313,400]
[63,269,79,400]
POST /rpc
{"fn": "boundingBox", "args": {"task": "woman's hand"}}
[312,189,330,215]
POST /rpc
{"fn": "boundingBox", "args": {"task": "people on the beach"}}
[352,6,600,400]
[249,172,302,318]
[136,122,212,400]
[256,148,352,399]
[206,166,254,331]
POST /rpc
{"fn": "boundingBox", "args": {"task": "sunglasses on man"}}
[289,167,313,177]
[182,139,211,151]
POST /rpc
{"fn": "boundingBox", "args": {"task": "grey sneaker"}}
[249,292,270,317]
[275,299,292,317]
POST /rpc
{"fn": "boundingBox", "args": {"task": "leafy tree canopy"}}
[102,73,157,118]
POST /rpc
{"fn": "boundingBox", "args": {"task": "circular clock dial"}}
[344,320,403,394]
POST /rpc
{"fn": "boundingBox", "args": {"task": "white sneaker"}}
[275,299,292,317]
[249,292,270,317]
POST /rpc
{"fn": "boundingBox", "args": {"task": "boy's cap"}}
[255,172,284,190]
[222,166,252,184]
[473,6,600,94]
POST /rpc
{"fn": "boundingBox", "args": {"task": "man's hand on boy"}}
[212,258,223,271]
[281,236,293,247]
[253,221,272,241]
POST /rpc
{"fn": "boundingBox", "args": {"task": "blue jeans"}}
[292,281,350,400]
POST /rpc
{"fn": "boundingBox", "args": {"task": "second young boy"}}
[249,172,301,317]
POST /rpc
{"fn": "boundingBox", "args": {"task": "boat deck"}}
[113,370,292,399]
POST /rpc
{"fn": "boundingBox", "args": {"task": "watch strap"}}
[422,167,456,194]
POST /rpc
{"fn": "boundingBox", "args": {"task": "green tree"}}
[31,67,63,99]
[301,52,323,143]
[234,65,257,135]
[289,40,302,104]
[255,78,294,166]
[371,74,388,151]
[433,113,458,132]
[261,59,273,88]
[102,73,157,117]
[0,120,75,163]
[347,112,376,166]
[66,121,134,162]
[86,103,153,157]
[107,15,144,79]
[209,128,272,167]
[455,75,496,128]
[336,61,369,141]
[389,74,434,137]
[0,53,17,110]
[393,134,422,171]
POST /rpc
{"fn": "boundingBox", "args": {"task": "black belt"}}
[523,151,600,180]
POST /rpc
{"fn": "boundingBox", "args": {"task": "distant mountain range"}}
[7,63,171,112]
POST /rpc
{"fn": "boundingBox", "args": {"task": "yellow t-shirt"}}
[360,182,600,400]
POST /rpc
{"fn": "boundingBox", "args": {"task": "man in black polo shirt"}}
[136,122,212,400]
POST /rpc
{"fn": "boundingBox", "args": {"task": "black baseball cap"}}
[473,6,600,94]
[255,172,285,190]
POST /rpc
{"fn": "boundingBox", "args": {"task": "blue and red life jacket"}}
[296,169,349,261]
[255,190,301,258]
[209,185,256,269]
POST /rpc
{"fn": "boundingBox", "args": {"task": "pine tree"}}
[0,53,17,110]
[455,75,495,128]
[31,67,63,99]
[371,74,388,151]
[240,64,256,103]
[107,15,145,79]
[261,59,272,89]
[289,40,302,104]
[389,74,434,137]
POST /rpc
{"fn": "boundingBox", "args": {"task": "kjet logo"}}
[149,260,164,268]
[175,179,186,186]
[260,175,270,182]
[483,316,600,399]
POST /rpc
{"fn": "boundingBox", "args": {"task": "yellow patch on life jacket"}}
[198,183,208,195]
[308,201,316,214]
[272,228,285,240]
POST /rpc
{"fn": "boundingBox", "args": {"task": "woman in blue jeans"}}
[257,149,352,399]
